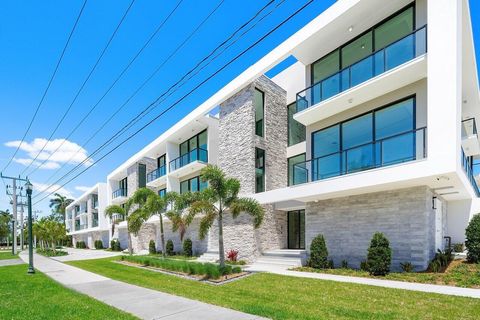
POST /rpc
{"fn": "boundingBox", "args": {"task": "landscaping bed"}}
[292,259,480,288]
[37,248,68,257]
[119,255,246,283]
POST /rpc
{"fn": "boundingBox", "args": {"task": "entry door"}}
[288,210,305,249]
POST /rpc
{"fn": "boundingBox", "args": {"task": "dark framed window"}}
[254,88,264,137]
[288,102,306,146]
[138,163,146,188]
[311,96,416,179]
[311,4,414,85]
[179,129,208,156]
[157,154,166,168]
[255,148,265,193]
[158,188,166,197]
[180,176,208,194]
[288,210,305,249]
[119,177,128,195]
[288,153,306,186]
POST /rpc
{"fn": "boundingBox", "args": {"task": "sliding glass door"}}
[288,210,305,249]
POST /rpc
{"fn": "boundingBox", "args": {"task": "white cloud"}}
[31,181,74,199]
[5,138,93,170]
[75,185,92,193]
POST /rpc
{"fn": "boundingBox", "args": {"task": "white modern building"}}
[67,0,480,271]
[66,183,109,248]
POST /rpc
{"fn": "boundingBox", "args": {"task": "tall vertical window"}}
[157,154,166,168]
[119,177,128,195]
[158,188,166,197]
[180,176,208,194]
[288,153,306,186]
[288,102,306,146]
[255,148,265,193]
[138,164,146,188]
[254,89,264,137]
[179,129,208,162]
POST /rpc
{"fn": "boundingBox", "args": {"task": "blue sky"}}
[0,0,478,217]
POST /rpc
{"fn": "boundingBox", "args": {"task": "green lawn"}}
[293,260,480,288]
[0,264,137,320]
[0,251,18,260]
[69,257,480,320]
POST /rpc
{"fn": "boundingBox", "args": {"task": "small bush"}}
[166,240,174,256]
[110,239,121,251]
[226,260,246,265]
[466,214,480,263]
[341,260,348,269]
[37,248,68,257]
[76,241,87,249]
[453,243,464,253]
[232,266,242,273]
[309,234,329,269]
[94,240,104,250]
[428,249,453,273]
[360,260,369,271]
[366,232,392,276]
[149,240,156,254]
[400,261,414,273]
[429,260,441,273]
[183,238,193,257]
[226,249,238,262]
[328,259,334,269]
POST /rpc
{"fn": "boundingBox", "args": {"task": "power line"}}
[34,0,315,204]
[30,0,221,180]
[21,0,139,174]
[36,0,279,191]
[1,0,88,173]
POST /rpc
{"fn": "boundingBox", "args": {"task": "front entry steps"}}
[197,250,219,263]
[247,249,307,272]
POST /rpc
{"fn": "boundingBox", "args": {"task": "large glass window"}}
[311,97,415,179]
[119,177,127,194]
[311,5,414,85]
[254,89,264,137]
[288,154,306,186]
[138,164,146,188]
[157,155,166,168]
[158,188,166,197]
[255,148,265,193]
[177,129,208,166]
[288,103,306,146]
[180,176,208,194]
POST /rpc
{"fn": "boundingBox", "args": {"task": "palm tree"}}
[49,193,74,223]
[105,201,133,254]
[0,210,11,249]
[128,188,167,257]
[164,191,197,242]
[189,165,264,267]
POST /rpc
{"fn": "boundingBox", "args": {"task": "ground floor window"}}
[180,176,208,194]
[288,210,305,249]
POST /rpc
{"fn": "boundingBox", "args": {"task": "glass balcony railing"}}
[462,118,478,138]
[461,149,480,197]
[296,26,427,112]
[147,165,167,183]
[292,127,427,185]
[92,218,99,228]
[169,148,208,172]
[112,188,127,199]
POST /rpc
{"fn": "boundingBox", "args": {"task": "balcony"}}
[111,188,127,204]
[295,26,427,126]
[461,118,480,156]
[461,149,480,197]
[292,127,426,185]
[146,165,167,188]
[169,148,208,178]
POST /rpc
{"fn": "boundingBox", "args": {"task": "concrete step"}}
[255,256,304,266]
[197,251,220,262]
[262,249,307,258]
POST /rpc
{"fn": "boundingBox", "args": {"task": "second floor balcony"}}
[461,118,480,156]
[111,188,127,204]
[169,148,208,177]
[146,165,167,188]
[295,26,427,126]
[292,127,426,185]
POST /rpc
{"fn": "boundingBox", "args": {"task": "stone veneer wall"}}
[305,186,444,271]
[213,75,288,261]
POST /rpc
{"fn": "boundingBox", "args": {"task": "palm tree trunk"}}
[218,211,225,268]
[159,213,166,258]
[127,223,133,255]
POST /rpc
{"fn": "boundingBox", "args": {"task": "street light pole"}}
[25,180,34,274]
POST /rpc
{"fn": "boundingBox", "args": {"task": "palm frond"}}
[199,210,216,240]
[230,197,264,228]
[104,205,125,220]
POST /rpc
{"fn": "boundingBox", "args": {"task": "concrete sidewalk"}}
[19,252,266,320]
[245,264,480,299]
[51,247,123,262]
[0,258,24,267]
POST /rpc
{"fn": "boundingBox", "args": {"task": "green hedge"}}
[120,255,242,279]
[149,240,156,254]
[367,232,392,276]
[466,214,480,263]
[37,248,68,257]
[166,240,174,256]
[110,239,121,252]
[309,235,329,269]
[183,239,193,257]
[94,240,104,250]
[76,241,87,249]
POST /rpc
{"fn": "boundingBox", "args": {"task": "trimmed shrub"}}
[94,240,104,250]
[429,260,441,273]
[400,261,414,273]
[183,238,193,257]
[360,260,369,271]
[366,232,392,276]
[232,266,242,273]
[149,240,156,255]
[166,239,174,256]
[341,260,348,269]
[466,214,480,263]
[453,243,464,253]
[110,239,121,252]
[76,241,87,249]
[428,249,453,273]
[309,234,329,269]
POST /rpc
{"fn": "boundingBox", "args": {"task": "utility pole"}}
[1,173,29,255]
[18,197,26,250]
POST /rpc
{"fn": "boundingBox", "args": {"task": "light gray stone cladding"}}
[126,157,157,197]
[305,186,444,271]
[213,75,288,262]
